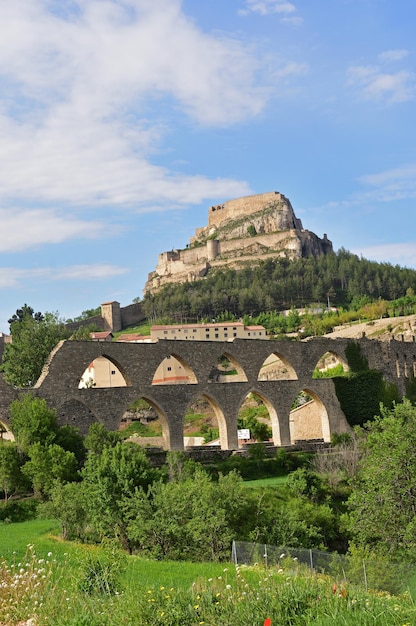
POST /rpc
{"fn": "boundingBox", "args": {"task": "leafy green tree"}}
[127,468,256,561]
[0,443,27,500]
[55,425,87,468]
[347,399,416,558]
[81,442,159,552]
[22,442,78,498]
[84,422,120,456]
[1,308,71,387]
[45,481,87,540]
[9,395,58,453]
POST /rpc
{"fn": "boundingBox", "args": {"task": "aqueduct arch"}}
[0,335,414,451]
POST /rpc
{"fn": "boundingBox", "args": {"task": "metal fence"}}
[231,541,415,595]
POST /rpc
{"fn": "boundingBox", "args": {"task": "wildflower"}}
[226,584,231,590]
[333,583,337,594]
[47,552,52,557]
[264,618,272,626]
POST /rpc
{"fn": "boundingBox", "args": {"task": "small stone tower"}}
[101,301,122,332]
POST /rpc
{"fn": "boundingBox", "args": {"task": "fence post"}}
[363,559,368,592]
[231,541,237,565]
[310,549,314,571]
[264,544,268,568]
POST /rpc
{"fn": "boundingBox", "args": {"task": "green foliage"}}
[347,399,416,559]
[1,309,71,387]
[81,442,159,551]
[55,425,87,467]
[127,468,257,561]
[84,422,120,455]
[0,442,27,500]
[42,481,87,540]
[22,442,78,498]
[286,468,326,503]
[0,497,38,522]
[69,323,101,340]
[334,371,398,427]
[247,223,257,237]
[345,342,369,373]
[9,394,59,453]
[71,306,101,322]
[313,363,345,378]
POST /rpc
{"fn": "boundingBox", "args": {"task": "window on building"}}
[224,333,228,338]
[164,330,168,334]
[167,355,171,359]
[215,333,219,339]
[233,332,237,337]
[167,366,172,371]
[111,370,116,375]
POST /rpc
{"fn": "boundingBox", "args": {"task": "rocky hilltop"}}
[145,191,333,294]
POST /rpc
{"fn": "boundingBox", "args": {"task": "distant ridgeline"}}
[145,192,333,294]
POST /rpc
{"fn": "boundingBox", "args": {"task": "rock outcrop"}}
[145,191,332,293]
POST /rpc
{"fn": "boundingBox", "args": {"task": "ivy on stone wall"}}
[334,371,398,427]
[345,341,369,373]
[333,341,398,427]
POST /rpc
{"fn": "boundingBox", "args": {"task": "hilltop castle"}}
[145,191,332,294]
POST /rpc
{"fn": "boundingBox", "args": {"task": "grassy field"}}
[1,519,416,625]
[243,475,288,487]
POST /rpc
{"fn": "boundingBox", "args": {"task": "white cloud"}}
[358,164,416,201]
[0,0,280,222]
[347,65,414,103]
[351,243,416,268]
[378,49,409,63]
[239,1,297,17]
[0,264,128,288]
[0,209,108,252]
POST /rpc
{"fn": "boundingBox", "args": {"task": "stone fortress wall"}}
[206,191,303,230]
[145,191,332,293]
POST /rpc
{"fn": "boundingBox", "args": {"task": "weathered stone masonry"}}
[0,336,415,450]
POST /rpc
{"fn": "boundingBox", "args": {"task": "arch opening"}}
[290,388,330,443]
[312,351,349,379]
[183,395,224,448]
[120,396,169,449]
[257,352,298,381]
[152,354,197,385]
[208,352,248,383]
[0,420,14,442]
[237,391,275,446]
[78,355,131,388]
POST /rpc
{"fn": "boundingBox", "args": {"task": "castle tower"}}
[101,301,122,332]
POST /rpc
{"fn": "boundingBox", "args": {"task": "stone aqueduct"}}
[0,336,414,450]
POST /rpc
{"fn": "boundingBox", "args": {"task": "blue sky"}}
[0,0,415,331]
